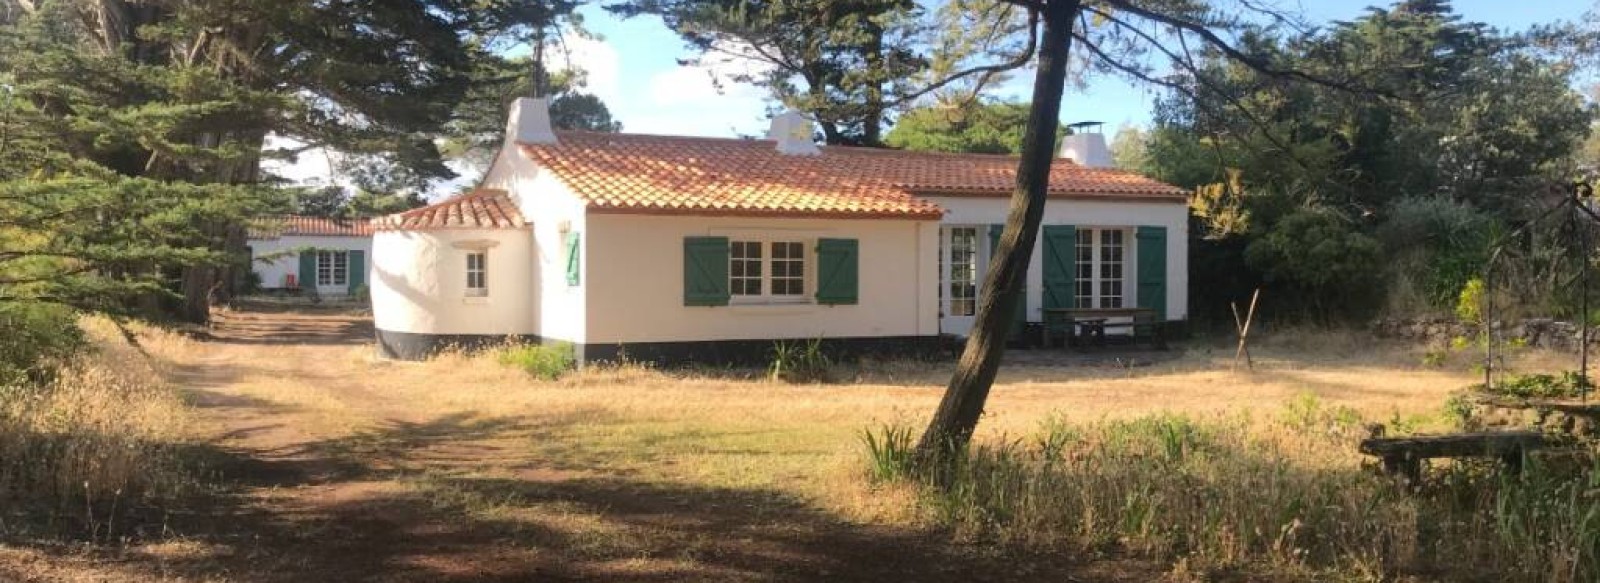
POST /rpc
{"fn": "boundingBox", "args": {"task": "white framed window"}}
[317,251,348,287]
[1075,228,1127,309]
[729,239,807,301]
[940,227,979,317]
[465,251,487,297]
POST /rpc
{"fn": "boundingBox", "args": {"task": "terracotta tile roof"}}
[375,188,527,231]
[248,216,374,238]
[517,132,1185,220]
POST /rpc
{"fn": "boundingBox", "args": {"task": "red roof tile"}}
[517,132,1185,220]
[249,216,374,238]
[376,189,527,231]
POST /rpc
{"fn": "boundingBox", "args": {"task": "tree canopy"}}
[885,100,1064,154]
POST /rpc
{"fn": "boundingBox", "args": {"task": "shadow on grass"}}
[1,406,1148,583]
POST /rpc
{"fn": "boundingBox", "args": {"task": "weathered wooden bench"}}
[1358,430,1549,484]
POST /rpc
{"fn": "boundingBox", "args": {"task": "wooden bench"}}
[1041,307,1165,349]
[1358,430,1549,485]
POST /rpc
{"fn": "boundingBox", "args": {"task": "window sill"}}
[463,296,490,305]
[729,297,813,307]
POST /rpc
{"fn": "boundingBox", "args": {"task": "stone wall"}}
[1370,318,1600,352]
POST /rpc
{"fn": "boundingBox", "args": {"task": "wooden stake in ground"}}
[1232,288,1261,372]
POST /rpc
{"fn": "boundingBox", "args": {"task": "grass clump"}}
[769,338,832,383]
[860,423,917,483]
[867,404,1600,581]
[496,342,575,380]
[0,316,194,540]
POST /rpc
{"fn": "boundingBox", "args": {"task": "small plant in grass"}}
[496,342,575,380]
[860,423,917,483]
[769,338,832,383]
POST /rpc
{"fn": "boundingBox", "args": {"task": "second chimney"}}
[1059,121,1113,168]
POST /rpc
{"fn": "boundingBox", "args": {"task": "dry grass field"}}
[0,305,1581,582]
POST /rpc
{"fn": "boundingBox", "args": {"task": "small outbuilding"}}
[369,98,1189,363]
[247,216,373,297]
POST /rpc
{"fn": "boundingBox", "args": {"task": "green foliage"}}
[0,303,84,387]
[1456,278,1487,324]
[1243,208,1382,316]
[1142,2,1593,322]
[496,343,575,380]
[884,100,1063,154]
[859,423,916,483]
[1483,372,1592,400]
[768,338,833,383]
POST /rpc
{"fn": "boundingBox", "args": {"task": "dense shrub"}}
[0,303,86,387]
[1377,197,1498,310]
[1244,208,1383,319]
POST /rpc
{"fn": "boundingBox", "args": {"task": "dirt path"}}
[1,307,1154,582]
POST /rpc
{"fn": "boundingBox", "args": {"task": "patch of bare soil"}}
[0,307,1161,582]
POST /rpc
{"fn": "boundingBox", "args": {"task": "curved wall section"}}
[370,228,537,359]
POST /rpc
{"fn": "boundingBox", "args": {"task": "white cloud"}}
[553,35,621,106]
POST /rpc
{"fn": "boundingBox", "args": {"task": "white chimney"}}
[507,97,557,145]
[766,110,820,156]
[1059,121,1113,168]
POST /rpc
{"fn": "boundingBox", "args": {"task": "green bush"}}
[1244,208,1383,318]
[769,338,832,383]
[1482,372,1592,400]
[496,342,574,380]
[0,302,85,387]
[1377,197,1496,309]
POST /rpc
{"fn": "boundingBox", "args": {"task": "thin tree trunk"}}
[917,0,1080,456]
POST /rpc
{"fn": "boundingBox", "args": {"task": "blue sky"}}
[571,0,1596,141]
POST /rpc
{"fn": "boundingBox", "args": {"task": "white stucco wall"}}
[370,228,536,336]
[247,235,372,296]
[583,213,938,344]
[481,144,590,344]
[925,196,1190,322]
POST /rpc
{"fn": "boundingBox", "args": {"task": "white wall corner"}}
[507,97,558,145]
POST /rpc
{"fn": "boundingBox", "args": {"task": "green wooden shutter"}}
[564,231,581,286]
[684,237,730,306]
[989,225,1029,328]
[298,249,317,291]
[814,238,859,305]
[1136,226,1168,320]
[1041,226,1076,310]
[347,250,365,294]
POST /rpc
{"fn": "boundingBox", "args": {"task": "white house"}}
[247,216,374,297]
[369,98,1188,363]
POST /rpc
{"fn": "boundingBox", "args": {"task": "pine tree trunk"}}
[916,0,1080,456]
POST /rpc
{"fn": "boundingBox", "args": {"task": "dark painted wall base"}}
[376,328,538,361]
[581,335,956,367]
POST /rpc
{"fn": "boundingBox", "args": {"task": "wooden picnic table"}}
[1041,307,1164,349]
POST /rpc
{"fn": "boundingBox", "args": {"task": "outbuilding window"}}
[317,251,348,287]
[1075,228,1126,309]
[465,251,487,297]
[729,240,806,300]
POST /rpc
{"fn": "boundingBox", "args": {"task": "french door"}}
[938,226,982,335]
